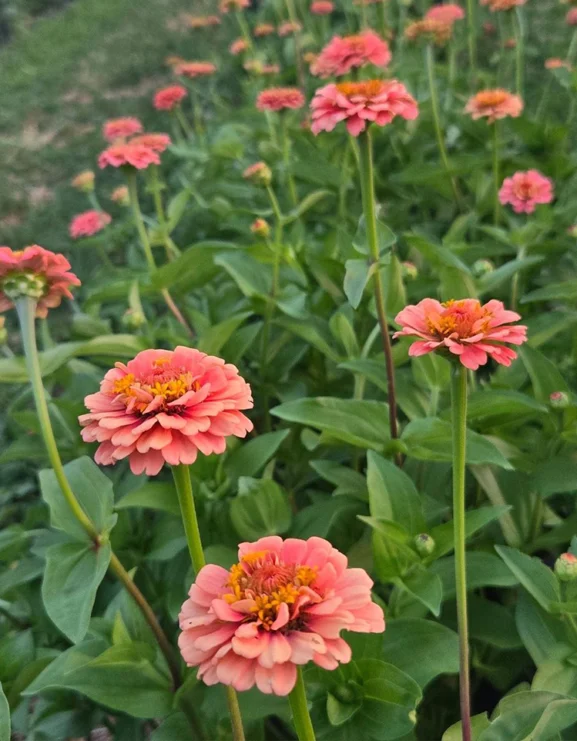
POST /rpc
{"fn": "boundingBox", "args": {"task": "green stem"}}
[492,122,500,225]
[465,0,477,83]
[451,364,471,741]
[175,106,194,139]
[281,114,298,206]
[288,668,316,741]
[171,464,246,741]
[357,130,400,449]
[236,10,253,49]
[191,88,204,140]
[425,44,462,210]
[510,244,525,310]
[513,7,524,96]
[149,166,180,261]
[568,29,577,64]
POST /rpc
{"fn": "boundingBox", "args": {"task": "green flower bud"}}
[473,259,494,277]
[122,309,146,329]
[414,533,436,556]
[550,391,570,409]
[402,261,418,280]
[555,553,577,582]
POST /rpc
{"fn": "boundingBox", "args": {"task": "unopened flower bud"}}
[243,162,272,187]
[402,261,418,280]
[71,170,95,193]
[111,186,130,206]
[251,218,270,238]
[122,309,146,329]
[414,533,435,556]
[550,391,570,409]
[555,553,577,582]
[473,259,495,277]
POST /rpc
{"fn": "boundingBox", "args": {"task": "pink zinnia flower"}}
[220,0,250,12]
[311,79,418,136]
[79,347,253,476]
[425,3,465,22]
[175,61,217,78]
[69,210,112,239]
[311,31,392,78]
[230,38,249,55]
[130,133,172,153]
[545,58,571,70]
[405,18,453,45]
[278,20,302,36]
[178,536,385,695]
[498,170,554,214]
[311,0,334,14]
[393,298,527,370]
[256,87,305,111]
[481,0,525,11]
[154,85,188,111]
[0,245,80,318]
[567,8,577,25]
[255,23,275,36]
[465,89,523,123]
[98,143,160,170]
[103,117,143,142]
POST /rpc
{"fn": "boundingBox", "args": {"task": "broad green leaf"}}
[522,280,577,304]
[515,592,569,667]
[495,545,559,612]
[478,256,543,296]
[0,682,9,741]
[0,557,43,596]
[443,713,490,741]
[150,241,235,292]
[39,456,116,542]
[466,390,547,423]
[197,312,251,356]
[478,690,577,741]
[275,317,340,362]
[115,481,180,516]
[283,189,331,225]
[430,506,512,560]
[344,259,375,309]
[230,478,292,540]
[310,460,368,499]
[431,552,519,600]
[397,565,443,616]
[215,251,271,297]
[271,397,390,450]
[0,629,34,682]
[412,353,451,392]
[405,233,471,273]
[467,595,522,649]
[382,255,406,317]
[353,216,396,257]
[532,649,577,697]
[166,189,191,232]
[327,693,362,726]
[532,456,577,497]
[519,345,569,403]
[151,713,190,740]
[367,451,425,533]
[42,540,111,644]
[225,429,290,483]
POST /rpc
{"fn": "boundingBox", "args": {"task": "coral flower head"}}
[481,0,525,11]
[98,143,160,170]
[311,31,391,78]
[186,14,221,28]
[175,61,217,78]
[465,89,523,123]
[71,170,95,192]
[111,186,130,206]
[545,58,571,70]
[178,536,385,695]
[311,0,334,14]
[567,8,577,25]
[405,18,453,45]
[230,38,249,55]
[498,170,554,214]
[255,23,275,36]
[154,85,188,110]
[220,0,250,11]
[256,87,305,111]
[79,347,253,476]
[69,210,112,239]
[425,4,465,22]
[0,245,80,318]
[394,298,527,370]
[130,133,172,153]
[311,79,418,136]
[278,20,302,36]
[103,117,143,142]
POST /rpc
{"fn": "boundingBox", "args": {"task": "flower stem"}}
[425,44,462,210]
[568,29,577,63]
[465,0,477,83]
[149,166,180,262]
[289,668,316,741]
[510,244,525,311]
[281,114,298,206]
[513,7,524,96]
[175,106,194,139]
[357,129,400,451]
[492,122,500,225]
[171,464,246,741]
[451,364,471,741]
[15,296,182,690]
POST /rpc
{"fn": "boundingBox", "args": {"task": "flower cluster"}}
[154,85,187,110]
[69,210,112,239]
[465,89,523,122]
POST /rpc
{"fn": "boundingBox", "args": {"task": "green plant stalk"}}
[492,122,500,225]
[174,106,193,139]
[191,87,204,139]
[377,0,387,38]
[236,10,253,50]
[288,668,316,741]
[357,129,400,446]
[568,29,577,63]
[281,113,298,206]
[465,0,477,82]
[425,44,462,210]
[451,364,471,741]
[149,165,180,261]
[86,192,116,270]
[510,244,525,310]
[15,296,182,690]
[513,7,524,96]
[171,464,246,741]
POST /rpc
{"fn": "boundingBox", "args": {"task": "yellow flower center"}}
[336,79,384,98]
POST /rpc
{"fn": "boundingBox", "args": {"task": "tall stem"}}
[175,106,194,139]
[288,667,316,741]
[425,44,462,210]
[171,464,246,741]
[465,0,477,83]
[15,296,181,690]
[492,122,500,225]
[149,166,180,261]
[510,244,525,311]
[513,8,524,96]
[281,114,298,206]
[568,29,577,64]
[451,364,471,741]
[357,130,400,448]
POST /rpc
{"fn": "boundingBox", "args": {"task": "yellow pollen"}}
[113,373,136,395]
[336,79,384,98]
[150,377,189,401]
[475,90,509,107]
[153,357,171,367]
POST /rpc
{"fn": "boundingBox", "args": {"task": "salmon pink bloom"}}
[111,186,129,205]
[311,31,391,78]
[278,20,302,36]
[465,89,523,123]
[481,0,525,11]
[154,85,187,110]
[256,87,305,111]
[255,23,275,36]
[71,170,95,192]
[405,18,452,45]
[0,245,80,318]
[178,536,385,695]
[175,61,217,78]
[311,0,334,14]
[311,79,418,136]
[545,58,571,70]
[69,210,111,239]
[394,298,527,370]
[79,347,253,476]
[220,0,250,11]
[98,143,160,170]
[186,14,221,28]
[498,170,554,214]
[243,162,272,186]
[425,4,465,22]
[230,38,249,55]
[103,117,143,142]
[130,133,172,153]
[567,8,577,25]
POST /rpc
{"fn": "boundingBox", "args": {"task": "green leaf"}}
[367,451,425,533]
[150,241,235,292]
[397,565,443,616]
[225,429,290,483]
[382,255,406,317]
[353,216,396,256]
[230,478,292,540]
[478,256,543,296]
[215,251,271,297]
[344,259,375,309]
[115,481,181,516]
[412,353,451,391]
[42,540,111,644]
[443,713,490,741]
[522,280,577,304]
[167,189,191,232]
[466,390,547,424]
[196,312,251,356]
[495,545,560,612]
[532,456,577,497]
[39,456,116,541]
[275,317,340,362]
[0,682,9,741]
[478,691,577,741]
[431,552,519,600]
[151,713,190,741]
[516,592,568,667]
[430,506,512,560]
[327,693,362,726]
[401,417,512,468]
[382,618,459,688]
[283,189,331,225]
[405,233,471,273]
[271,397,390,450]
[519,345,569,403]
[0,629,35,682]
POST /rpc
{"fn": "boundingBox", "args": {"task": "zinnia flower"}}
[243,162,272,186]
[98,143,160,170]
[311,31,391,78]
[465,89,523,123]
[311,0,334,13]
[0,245,80,318]
[256,87,305,111]
[103,117,143,142]
[130,133,172,153]
[405,18,453,45]
[545,58,571,70]
[220,0,250,11]
[481,0,525,11]
[255,23,275,36]
[230,38,249,55]
[111,186,130,206]
[498,170,554,214]
[71,170,95,192]
[186,14,221,27]
[567,8,577,24]
[425,4,465,22]
[69,210,112,239]
[262,64,281,75]
[311,79,418,136]
[393,298,527,370]
[178,536,385,695]
[154,85,187,110]
[278,20,302,36]
[175,61,217,78]
[79,347,253,476]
